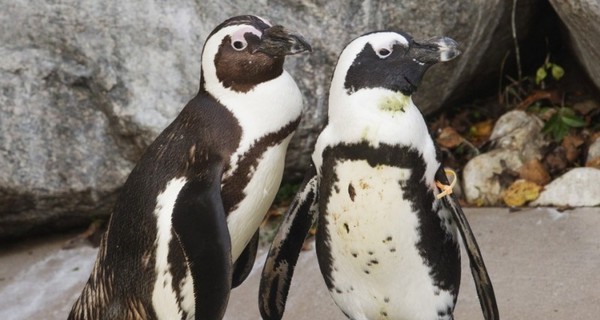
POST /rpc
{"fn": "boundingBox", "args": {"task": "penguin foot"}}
[435,168,457,199]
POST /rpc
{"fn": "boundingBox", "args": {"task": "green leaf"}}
[535,67,547,85]
[560,114,586,128]
[554,124,569,142]
[539,106,554,114]
[542,114,560,133]
[542,113,567,142]
[559,107,575,117]
[551,63,565,80]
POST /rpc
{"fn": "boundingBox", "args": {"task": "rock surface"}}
[531,168,600,207]
[549,0,600,90]
[586,136,600,167]
[488,110,548,161]
[463,111,548,205]
[0,0,580,237]
[1,0,204,237]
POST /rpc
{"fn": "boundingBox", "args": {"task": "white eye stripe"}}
[230,26,262,51]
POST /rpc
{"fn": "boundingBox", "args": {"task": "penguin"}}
[259,31,498,320]
[69,15,311,320]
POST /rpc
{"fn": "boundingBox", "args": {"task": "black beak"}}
[410,36,461,65]
[400,36,460,93]
[254,25,312,56]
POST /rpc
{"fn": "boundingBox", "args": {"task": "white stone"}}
[463,149,524,205]
[489,110,547,161]
[587,137,600,163]
[531,167,600,207]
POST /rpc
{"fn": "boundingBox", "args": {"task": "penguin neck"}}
[199,70,302,135]
[328,88,427,145]
[319,87,440,186]
[199,69,303,187]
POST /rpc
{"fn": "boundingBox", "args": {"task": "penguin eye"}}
[232,40,247,51]
[377,48,392,58]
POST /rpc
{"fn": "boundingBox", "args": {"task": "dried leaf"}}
[573,100,599,115]
[561,134,584,162]
[538,107,557,121]
[518,159,551,185]
[590,132,600,145]
[544,146,568,175]
[502,179,542,207]
[471,119,494,140]
[586,156,600,169]
[436,127,463,149]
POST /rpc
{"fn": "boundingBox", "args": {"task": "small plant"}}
[541,106,586,142]
[525,58,586,142]
[535,57,565,87]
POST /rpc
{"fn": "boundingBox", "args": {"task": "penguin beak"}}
[410,36,461,64]
[401,36,460,92]
[254,25,312,56]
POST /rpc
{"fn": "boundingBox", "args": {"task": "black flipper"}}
[231,230,259,288]
[172,164,233,320]
[259,164,319,320]
[436,169,500,320]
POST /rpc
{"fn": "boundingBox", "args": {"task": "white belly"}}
[321,159,455,320]
[150,139,290,319]
[151,177,195,320]
[227,138,290,260]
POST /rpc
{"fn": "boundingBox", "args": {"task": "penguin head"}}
[323,31,460,147]
[330,31,460,101]
[200,15,311,95]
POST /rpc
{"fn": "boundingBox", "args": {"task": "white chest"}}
[226,136,292,260]
[320,159,455,320]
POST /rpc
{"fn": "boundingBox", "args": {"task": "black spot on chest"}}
[348,183,356,201]
[315,142,460,294]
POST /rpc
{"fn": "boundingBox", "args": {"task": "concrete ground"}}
[0,207,598,320]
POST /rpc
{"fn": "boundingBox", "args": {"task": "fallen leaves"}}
[469,119,494,146]
[518,159,551,186]
[502,179,542,207]
[436,127,463,149]
[544,146,569,175]
[586,156,600,169]
[561,134,584,162]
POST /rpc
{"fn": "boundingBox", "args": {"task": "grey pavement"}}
[1,207,599,320]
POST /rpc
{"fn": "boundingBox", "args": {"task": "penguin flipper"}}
[259,163,319,320]
[172,165,233,320]
[436,169,500,320]
[232,230,259,288]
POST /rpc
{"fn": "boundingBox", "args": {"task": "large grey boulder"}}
[1,0,205,237]
[0,0,541,238]
[549,0,600,90]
